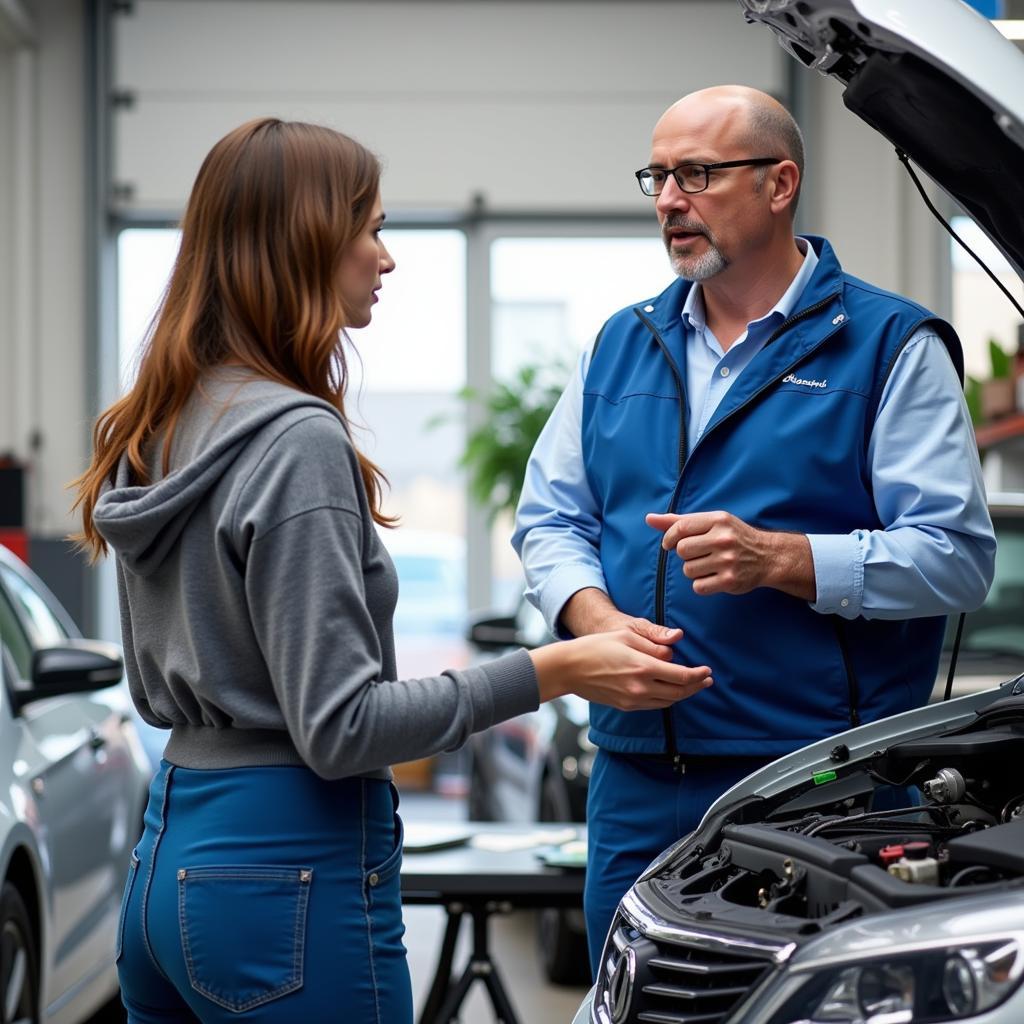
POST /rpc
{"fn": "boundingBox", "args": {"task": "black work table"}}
[401,822,586,1024]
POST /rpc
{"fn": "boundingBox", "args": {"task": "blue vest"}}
[581,237,963,757]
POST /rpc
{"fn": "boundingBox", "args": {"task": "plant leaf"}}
[989,338,1012,380]
[447,357,571,518]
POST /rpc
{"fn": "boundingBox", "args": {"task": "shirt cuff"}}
[807,532,864,618]
[535,563,608,639]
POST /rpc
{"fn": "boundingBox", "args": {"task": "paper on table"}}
[403,823,473,852]
[471,828,578,852]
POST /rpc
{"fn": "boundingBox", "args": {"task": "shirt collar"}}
[681,236,818,333]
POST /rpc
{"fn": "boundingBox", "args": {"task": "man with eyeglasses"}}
[512,85,994,975]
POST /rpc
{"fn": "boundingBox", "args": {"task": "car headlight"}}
[760,940,1022,1024]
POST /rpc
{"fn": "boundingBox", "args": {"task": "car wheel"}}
[0,881,39,1024]
[537,776,590,986]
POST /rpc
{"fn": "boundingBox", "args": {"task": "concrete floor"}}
[401,789,591,1024]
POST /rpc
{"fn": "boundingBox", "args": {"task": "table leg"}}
[471,902,520,1024]
[428,901,522,1024]
[434,960,478,1023]
[481,965,520,1024]
[418,905,463,1024]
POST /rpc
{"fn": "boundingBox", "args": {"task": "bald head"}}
[654,86,805,216]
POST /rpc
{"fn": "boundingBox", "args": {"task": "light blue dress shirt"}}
[513,239,995,635]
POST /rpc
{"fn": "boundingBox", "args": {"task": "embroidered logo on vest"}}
[783,373,828,389]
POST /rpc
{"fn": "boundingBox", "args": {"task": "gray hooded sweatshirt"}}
[93,370,539,780]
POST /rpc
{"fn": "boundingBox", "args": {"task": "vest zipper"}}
[687,293,842,459]
[831,618,862,727]
[632,293,842,766]
[765,294,840,348]
[634,308,688,768]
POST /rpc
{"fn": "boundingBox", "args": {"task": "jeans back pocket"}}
[177,865,312,1012]
[115,851,140,964]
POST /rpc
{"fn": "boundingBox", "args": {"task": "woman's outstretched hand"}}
[529,629,713,710]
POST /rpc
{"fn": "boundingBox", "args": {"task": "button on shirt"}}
[513,239,994,633]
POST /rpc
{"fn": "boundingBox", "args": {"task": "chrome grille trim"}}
[636,1011,721,1024]
[620,888,796,962]
[647,955,771,975]
[641,982,751,1000]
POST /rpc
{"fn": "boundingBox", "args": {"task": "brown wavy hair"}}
[73,117,395,560]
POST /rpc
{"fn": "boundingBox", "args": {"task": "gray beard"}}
[667,242,728,281]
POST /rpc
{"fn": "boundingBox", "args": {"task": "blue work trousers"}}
[584,750,772,979]
[116,761,413,1023]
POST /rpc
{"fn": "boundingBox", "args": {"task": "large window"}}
[487,235,671,606]
[347,230,469,677]
[950,215,1024,380]
[491,237,672,380]
[118,229,182,388]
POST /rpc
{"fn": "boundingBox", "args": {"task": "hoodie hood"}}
[93,373,342,577]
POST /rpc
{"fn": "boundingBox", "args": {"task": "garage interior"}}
[2,2,1024,1022]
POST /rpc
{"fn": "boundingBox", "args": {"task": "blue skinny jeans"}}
[116,761,412,1023]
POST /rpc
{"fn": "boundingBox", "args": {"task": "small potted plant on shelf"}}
[979,337,1014,422]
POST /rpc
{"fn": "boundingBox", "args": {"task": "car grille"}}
[595,894,783,1024]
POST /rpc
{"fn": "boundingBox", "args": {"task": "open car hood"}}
[594,678,1024,1024]
[739,0,1024,279]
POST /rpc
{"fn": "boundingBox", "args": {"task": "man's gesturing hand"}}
[645,511,816,601]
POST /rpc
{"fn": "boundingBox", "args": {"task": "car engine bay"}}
[643,696,1024,942]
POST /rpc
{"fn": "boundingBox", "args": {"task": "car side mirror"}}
[467,614,520,651]
[15,640,124,710]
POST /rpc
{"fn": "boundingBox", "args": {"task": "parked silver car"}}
[576,1,1024,1021]
[0,545,151,1023]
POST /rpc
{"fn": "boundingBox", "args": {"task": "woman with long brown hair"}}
[74,117,712,1022]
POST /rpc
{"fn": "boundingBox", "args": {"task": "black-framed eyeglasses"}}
[634,158,782,197]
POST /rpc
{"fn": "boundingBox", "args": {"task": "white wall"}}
[19,0,87,536]
[0,0,33,468]
[111,0,783,214]
[0,2,37,527]
[32,0,85,534]
[0,49,15,459]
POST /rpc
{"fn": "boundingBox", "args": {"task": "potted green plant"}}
[453,360,569,519]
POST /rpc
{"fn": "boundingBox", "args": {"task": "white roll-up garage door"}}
[110,0,784,216]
